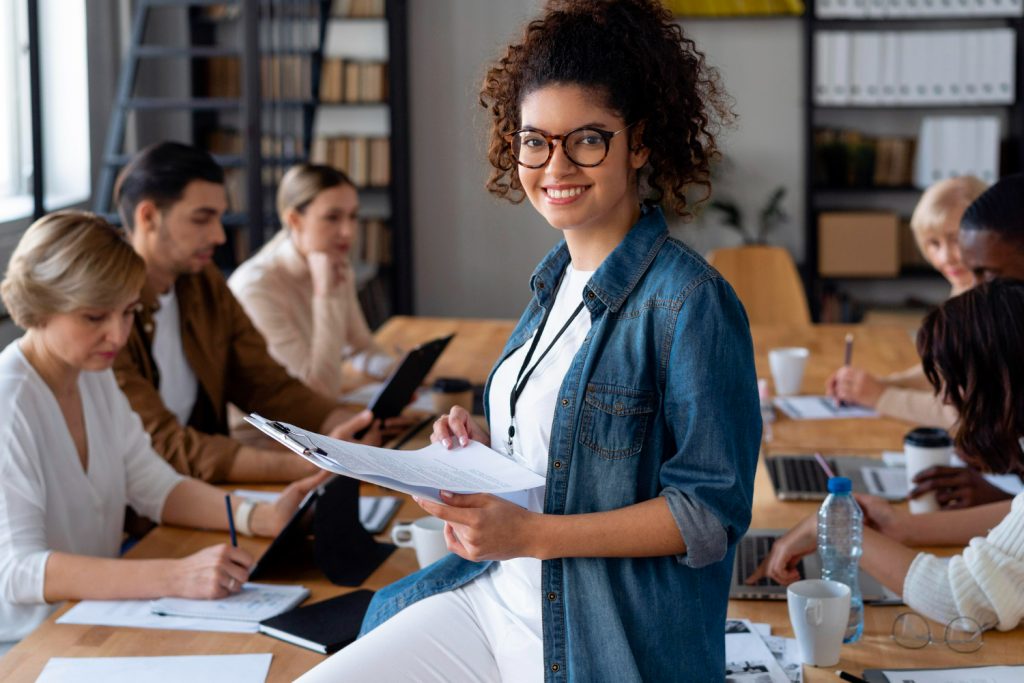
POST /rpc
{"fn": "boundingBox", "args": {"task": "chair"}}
[706,245,811,326]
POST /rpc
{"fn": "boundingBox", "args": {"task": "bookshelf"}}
[95,0,411,326]
[311,0,412,325]
[801,1,1024,321]
[196,0,412,324]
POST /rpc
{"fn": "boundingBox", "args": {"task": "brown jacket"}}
[113,264,338,481]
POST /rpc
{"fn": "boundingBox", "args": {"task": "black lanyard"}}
[507,294,585,454]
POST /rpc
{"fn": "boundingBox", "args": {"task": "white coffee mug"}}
[787,579,851,667]
[904,427,953,514]
[390,516,449,568]
[769,347,810,397]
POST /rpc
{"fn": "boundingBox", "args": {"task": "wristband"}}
[236,499,257,537]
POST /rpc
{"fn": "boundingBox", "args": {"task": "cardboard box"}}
[818,212,900,277]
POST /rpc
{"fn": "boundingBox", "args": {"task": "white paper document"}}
[36,653,273,683]
[151,583,309,622]
[774,396,878,420]
[724,619,790,683]
[58,598,258,633]
[880,665,1024,683]
[861,465,909,498]
[245,414,546,506]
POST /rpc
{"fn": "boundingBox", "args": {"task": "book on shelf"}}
[311,136,392,186]
[261,55,313,101]
[320,59,388,103]
[813,127,915,189]
[814,29,1016,107]
[331,0,386,18]
[817,0,1022,18]
[361,219,391,267]
[205,56,241,99]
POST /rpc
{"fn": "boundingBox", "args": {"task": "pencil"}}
[835,671,869,683]
[814,451,836,479]
[225,494,238,547]
[839,333,854,407]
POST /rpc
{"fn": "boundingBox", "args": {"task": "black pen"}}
[225,493,238,547]
[836,670,869,683]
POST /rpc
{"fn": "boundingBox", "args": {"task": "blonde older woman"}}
[229,164,394,398]
[0,211,338,652]
[826,176,987,426]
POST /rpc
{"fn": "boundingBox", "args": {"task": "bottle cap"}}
[904,427,952,448]
[827,476,852,493]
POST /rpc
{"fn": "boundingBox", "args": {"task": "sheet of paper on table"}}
[35,653,273,683]
[866,665,1024,683]
[724,618,790,683]
[151,583,309,622]
[245,414,545,507]
[774,396,878,420]
[57,598,258,633]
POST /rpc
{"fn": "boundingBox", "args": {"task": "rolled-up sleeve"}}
[660,276,761,568]
[903,493,1024,631]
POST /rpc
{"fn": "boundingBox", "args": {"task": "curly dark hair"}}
[918,278,1024,473]
[479,0,732,217]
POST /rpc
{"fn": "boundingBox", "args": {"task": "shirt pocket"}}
[578,383,655,460]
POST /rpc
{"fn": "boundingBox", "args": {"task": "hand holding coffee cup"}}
[769,347,809,397]
[391,516,450,568]
[904,427,953,514]
[787,579,851,667]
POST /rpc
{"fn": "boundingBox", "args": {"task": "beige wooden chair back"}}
[706,245,811,326]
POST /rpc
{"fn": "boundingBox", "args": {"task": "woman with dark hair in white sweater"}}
[751,277,1024,631]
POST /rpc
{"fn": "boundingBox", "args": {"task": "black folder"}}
[258,589,375,655]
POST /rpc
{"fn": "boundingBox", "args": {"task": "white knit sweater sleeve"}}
[903,492,1024,631]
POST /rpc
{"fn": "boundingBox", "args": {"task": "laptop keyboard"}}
[738,535,805,587]
[772,456,834,494]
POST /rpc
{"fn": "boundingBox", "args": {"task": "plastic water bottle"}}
[817,476,864,643]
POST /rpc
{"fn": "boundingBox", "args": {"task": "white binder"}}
[851,33,882,105]
[832,32,852,105]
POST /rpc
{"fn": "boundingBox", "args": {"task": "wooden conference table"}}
[2,317,1022,681]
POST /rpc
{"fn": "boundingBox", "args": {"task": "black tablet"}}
[248,484,320,580]
[367,333,454,420]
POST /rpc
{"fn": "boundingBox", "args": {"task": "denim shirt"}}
[360,206,761,682]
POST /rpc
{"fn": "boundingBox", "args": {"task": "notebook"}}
[730,529,902,604]
[765,454,906,501]
[151,583,309,622]
[258,589,375,654]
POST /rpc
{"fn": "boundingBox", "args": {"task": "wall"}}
[408,0,555,318]
[408,4,808,318]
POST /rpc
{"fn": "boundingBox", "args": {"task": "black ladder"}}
[94,0,331,258]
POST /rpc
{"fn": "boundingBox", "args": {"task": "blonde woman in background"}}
[229,164,394,398]
[0,212,328,654]
[826,175,987,425]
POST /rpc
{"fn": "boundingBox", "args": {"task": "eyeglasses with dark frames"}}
[507,124,634,169]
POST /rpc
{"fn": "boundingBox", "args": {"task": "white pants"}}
[295,582,542,683]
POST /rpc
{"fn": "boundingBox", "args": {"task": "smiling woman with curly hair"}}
[298,2,759,681]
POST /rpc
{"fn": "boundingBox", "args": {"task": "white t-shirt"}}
[152,290,198,425]
[0,341,184,643]
[462,264,593,646]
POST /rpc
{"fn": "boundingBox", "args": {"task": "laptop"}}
[730,529,902,604]
[765,454,906,501]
